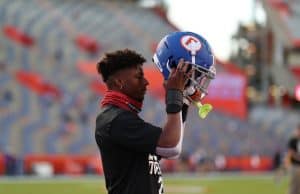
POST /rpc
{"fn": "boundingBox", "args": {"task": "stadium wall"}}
[0,154,274,175]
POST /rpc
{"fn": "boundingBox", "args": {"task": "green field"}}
[0,174,289,194]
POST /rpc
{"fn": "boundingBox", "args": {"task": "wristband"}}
[166,89,183,113]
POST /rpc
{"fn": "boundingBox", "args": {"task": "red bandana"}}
[101,90,142,113]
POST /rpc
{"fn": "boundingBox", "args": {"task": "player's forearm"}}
[157,113,182,147]
[157,88,184,147]
[156,112,184,158]
[156,104,189,158]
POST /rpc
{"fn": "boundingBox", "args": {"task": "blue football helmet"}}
[153,31,216,99]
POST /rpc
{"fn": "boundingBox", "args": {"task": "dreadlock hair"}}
[97,49,146,82]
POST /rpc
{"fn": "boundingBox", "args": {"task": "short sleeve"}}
[110,111,162,153]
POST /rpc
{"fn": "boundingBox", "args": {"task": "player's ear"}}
[106,74,124,90]
[114,78,126,90]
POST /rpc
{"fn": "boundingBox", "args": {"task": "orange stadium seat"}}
[75,34,100,54]
[15,70,61,99]
[77,60,98,77]
[3,25,35,47]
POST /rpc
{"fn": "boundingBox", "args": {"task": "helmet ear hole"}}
[170,60,177,68]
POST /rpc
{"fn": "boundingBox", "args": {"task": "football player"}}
[95,31,215,194]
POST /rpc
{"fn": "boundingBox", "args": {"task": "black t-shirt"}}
[288,137,300,165]
[95,106,163,194]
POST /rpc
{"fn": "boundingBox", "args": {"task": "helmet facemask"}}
[184,64,216,100]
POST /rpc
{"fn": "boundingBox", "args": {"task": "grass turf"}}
[0,174,289,194]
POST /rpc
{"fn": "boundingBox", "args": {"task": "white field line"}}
[165,185,207,194]
[0,173,280,184]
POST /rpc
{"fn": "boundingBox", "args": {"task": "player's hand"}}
[184,86,204,104]
[164,59,192,92]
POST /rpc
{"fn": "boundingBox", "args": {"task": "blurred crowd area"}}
[0,0,300,175]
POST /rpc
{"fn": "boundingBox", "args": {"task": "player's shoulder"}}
[113,109,142,125]
[98,105,141,123]
[97,105,126,116]
[96,106,128,126]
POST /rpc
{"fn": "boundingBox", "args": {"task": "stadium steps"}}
[21,117,47,154]
[0,0,11,25]
[66,125,87,154]
[101,1,151,58]
[2,0,45,154]
[0,80,23,153]
[61,92,90,154]
[0,112,16,151]
[6,82,29,156]
[112,2,176,59]
[0,32,29,153]
[44,124,64,153]
[118,4,174,41]
[249,106,300,138]
[55,124,82,154]
[32,126,48,154]
[33,125,55,154]
[8,115,32,156]
[66,93,100,154]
